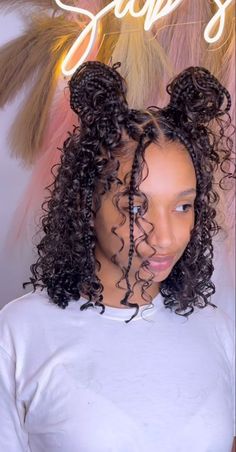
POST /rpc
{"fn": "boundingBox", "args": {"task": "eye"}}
[175,203,193,213]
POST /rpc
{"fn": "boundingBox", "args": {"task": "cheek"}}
[175,214,195,250]
[94,212,111,243]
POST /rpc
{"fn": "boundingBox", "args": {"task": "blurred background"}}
[0,10,35,308]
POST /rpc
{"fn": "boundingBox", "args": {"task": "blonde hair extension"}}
[203,3,235,255]
[155,0,212,81]
[202,0,235,79]
[96,7,122,65]
[219,17,235,260]
[5,15,82,165]
[111,13,174,109]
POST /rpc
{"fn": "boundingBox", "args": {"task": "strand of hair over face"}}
[23,62,235,323]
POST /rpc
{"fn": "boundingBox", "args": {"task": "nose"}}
[146,212,175,252]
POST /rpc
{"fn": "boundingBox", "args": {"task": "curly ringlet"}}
[69,61,130,138]
[165,66,231,128]
[23,61,234,323]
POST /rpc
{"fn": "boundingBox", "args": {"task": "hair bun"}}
[69,61,128,127]
[166,66,231,124]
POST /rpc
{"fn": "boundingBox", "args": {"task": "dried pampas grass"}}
[0,0,66,11]
[0,0,108,14]
[0,15,81,164]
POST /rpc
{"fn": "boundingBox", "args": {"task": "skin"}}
[93,139,197,308]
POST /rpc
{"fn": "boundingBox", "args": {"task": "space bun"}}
[69,60,129,128]
[166,66,231,124]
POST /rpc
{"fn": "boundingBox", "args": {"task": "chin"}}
[151,267,173,282]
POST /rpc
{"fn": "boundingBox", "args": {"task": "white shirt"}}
[0,289,234,452]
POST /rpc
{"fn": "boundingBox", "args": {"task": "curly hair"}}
[23,61,235,323]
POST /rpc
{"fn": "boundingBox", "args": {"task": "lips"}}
[146,256,175,272]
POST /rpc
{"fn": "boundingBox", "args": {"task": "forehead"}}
[117,140,196,193]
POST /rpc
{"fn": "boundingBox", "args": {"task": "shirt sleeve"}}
[0,346,29,452]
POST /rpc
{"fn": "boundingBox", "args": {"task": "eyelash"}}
[175,204,193,213]
[124,204,193,215]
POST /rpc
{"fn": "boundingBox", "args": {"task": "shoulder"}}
[0,289,61,358]
[0,289,54,324]
[0,288,78,333]
[193,303,234,369]
[202,303,234,341]
[0,289,85,355]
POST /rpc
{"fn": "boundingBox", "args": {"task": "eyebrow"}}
[175,189,197,198]
[142,188,197,198]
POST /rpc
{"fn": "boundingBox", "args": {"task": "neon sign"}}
[204,0,233,44]
[55,0,234,76]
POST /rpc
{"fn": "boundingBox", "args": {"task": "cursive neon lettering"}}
[55,0,233,76]
[204,0,233,44]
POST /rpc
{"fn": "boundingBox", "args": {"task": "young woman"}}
[0,61,235,452]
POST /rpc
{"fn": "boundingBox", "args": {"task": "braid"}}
[166,66,231,125]
[159,126,218,311]
[83,168,95,268]
[120,147,141,323]
[23,62,234,322]
[172,130,201,188]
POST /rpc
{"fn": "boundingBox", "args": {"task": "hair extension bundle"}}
[0,0,67,10]
[111,13,174,109]
[95,6,122,65]
[0,15,82,164]
[203,0,235,78]
[219,22,235,263]
[202,1,235,258]
[110,1,214,108]
[218,5,235,121]
[157,0,212,81]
